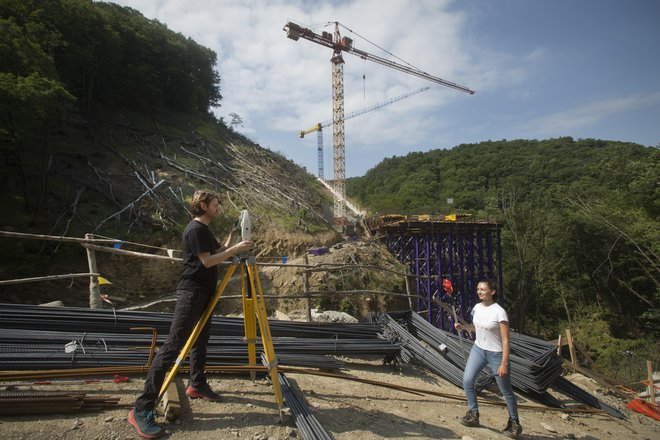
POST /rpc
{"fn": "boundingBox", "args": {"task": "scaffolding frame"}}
[379,220,503,330]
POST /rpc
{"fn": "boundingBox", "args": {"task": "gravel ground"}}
[1,356,658,440]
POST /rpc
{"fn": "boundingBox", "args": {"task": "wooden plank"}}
[556,334,563,356]
[303,254,311,322]
[0,273,98,286]
[158,379,181,422]
[82,243,182,262]
[566,328,577,367]
[648,360,656,404]
[85,234,102,309]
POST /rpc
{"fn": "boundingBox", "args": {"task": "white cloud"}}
[100,1,660,176]
[523,92,660,136]
[525,47,546,62]
[103,0,476,126]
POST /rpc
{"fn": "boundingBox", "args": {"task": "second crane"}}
[300,86,430,180]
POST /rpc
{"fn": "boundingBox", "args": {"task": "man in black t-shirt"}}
[129,190,252,439]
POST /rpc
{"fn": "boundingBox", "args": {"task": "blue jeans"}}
[463,344,519,420]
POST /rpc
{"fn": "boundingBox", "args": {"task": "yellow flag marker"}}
[98,276,113,285]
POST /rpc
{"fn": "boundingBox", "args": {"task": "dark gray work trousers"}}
[135,288,213,412]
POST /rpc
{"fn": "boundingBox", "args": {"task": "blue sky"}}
[103,0,660,177]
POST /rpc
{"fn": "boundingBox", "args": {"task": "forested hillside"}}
[1,0,219,116]
[0,0,333,235]
[348,138,659,380]
[0,1,335,306]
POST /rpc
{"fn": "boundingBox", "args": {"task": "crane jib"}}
[284,21,475,95]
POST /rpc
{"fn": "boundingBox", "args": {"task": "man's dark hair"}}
[190,190,219,217]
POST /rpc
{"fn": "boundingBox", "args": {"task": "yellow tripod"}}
[157,253,283,419]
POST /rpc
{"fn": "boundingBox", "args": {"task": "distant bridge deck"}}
[368,215,500,236]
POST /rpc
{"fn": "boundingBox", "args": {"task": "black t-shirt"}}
[177,219,221,292]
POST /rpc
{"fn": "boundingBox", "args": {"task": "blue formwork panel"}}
[378,219,502,332]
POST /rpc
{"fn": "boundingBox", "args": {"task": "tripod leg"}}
[156,264,237,402]
[241,264,257,380]
[246,263,284,417]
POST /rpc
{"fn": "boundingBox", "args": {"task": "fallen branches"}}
[93,180,165,233]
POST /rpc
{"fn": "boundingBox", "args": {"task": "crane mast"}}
[300,86,431,180]
[284,21,474,222]
[331,23,346,219]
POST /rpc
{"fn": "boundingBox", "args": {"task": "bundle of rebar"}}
[551,376,625,419]
[406,311,564,393]
[280,373,334,440]
[404,311,564,406]
[379,311,568,407]
[377,312,492,390]
[0,302,381,339]
[0,327,395,371]
[0,390,120,415]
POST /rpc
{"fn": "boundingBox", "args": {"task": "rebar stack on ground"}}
[0,303,625,420]
[551,376,625,419]
[399,311,564,407]
[377,312,492,390]
[0,327,397,371]
[386,311,623,413]
[0,390,121,415]
[0,303,381,339]
[507,331,564,393]
[280,373,334,440]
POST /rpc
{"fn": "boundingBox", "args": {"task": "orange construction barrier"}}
[627,398,660,421]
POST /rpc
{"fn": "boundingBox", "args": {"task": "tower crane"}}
[300,86,430,180]
[284,20,475,222]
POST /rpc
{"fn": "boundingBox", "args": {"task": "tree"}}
[228,112,243,129]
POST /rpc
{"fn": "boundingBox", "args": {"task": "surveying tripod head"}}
[232,210,254,263]
[238,210,251,241]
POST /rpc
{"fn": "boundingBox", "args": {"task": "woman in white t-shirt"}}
[454,279,522,439]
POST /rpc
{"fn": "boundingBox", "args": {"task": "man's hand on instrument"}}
[231,240,253,254]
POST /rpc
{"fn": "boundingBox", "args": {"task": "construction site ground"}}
[1,357,659,440]
[1,240,658,439]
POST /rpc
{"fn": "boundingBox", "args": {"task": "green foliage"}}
[316,292,333,311]
[0,0,221,116]
[339,297,355,316]
[572,308,659,383]
[348,138,658,344]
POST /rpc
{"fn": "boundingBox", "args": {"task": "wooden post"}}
[85,233,102,309]
[303,254,311,322]
[404,271,414,311]
[556,334,562,356]
[647,360,656,404]
[565,328,576,367]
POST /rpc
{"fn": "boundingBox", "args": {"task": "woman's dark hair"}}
[478,278,498,301]
[190,190,219,217]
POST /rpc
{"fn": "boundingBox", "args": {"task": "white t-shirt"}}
[470,302,509,352]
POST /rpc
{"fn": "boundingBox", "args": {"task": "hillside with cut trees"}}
[0,0,340,308]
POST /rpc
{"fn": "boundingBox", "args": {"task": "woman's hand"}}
[454,322,462,331]
[497,363,508,377]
